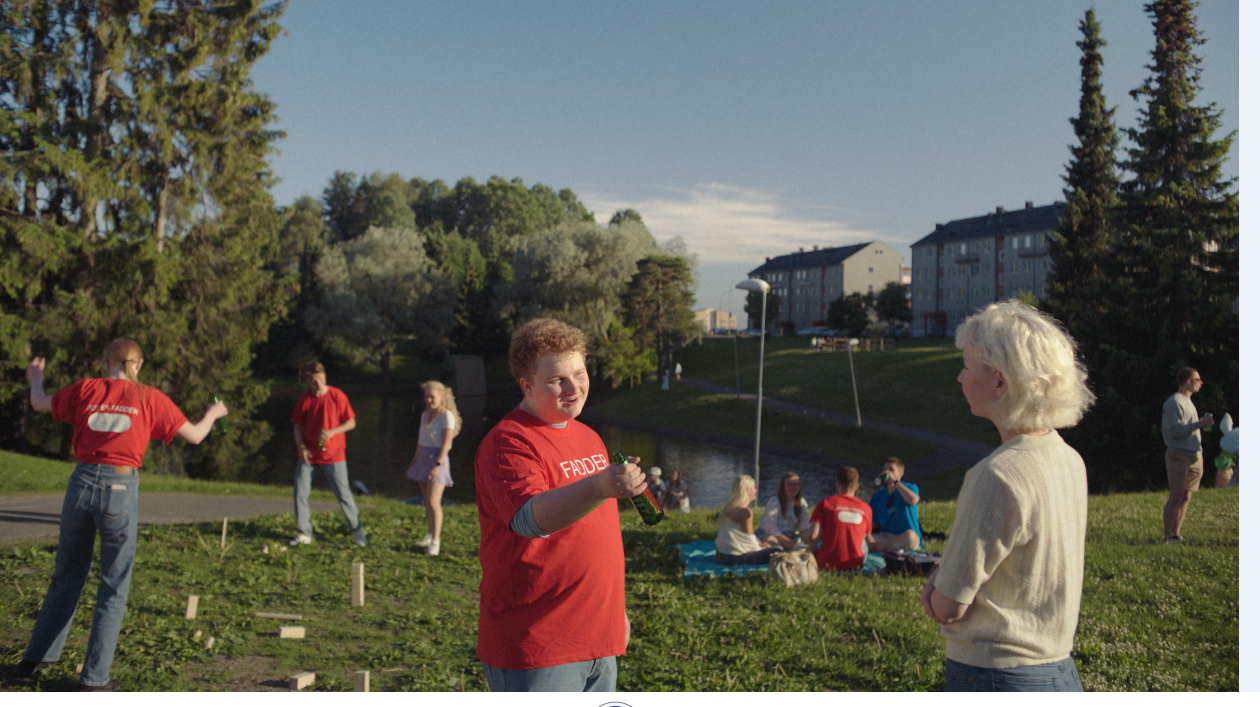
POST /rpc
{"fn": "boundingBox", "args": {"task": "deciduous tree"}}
[826,293,871,338]
[305,227,457,386]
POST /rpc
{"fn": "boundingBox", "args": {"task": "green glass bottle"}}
[612,450,665,526]
[211,396,228,436]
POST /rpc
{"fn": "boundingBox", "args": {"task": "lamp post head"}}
[735,278,770,294]
[848,338,859,346]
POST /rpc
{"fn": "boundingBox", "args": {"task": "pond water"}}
[254,390,843,511]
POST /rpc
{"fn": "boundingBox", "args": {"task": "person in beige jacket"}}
[921,301,1095,692]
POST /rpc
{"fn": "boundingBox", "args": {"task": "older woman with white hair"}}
[921,301,1095,692]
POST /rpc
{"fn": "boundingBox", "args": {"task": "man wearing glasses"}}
[1162,367,1214,544]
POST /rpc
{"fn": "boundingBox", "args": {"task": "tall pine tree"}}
[1045,8,1120,333]
[1065,0,1238,490]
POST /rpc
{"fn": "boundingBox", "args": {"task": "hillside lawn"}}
[0,452,1237,691]
[672,336,1002,447]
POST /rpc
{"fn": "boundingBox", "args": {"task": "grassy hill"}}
[0,470,1237,691]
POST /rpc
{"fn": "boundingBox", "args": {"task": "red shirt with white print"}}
[475,407,625,670]
[51,378,188,468]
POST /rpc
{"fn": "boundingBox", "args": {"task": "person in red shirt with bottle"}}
[290,361,366,547]
[15,339,227,691]
[807,466,882,573]
[475,318,646,692]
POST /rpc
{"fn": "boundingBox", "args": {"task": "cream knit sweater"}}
[935,431,1088,669]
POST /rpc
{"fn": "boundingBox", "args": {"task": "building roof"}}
[748,242,873,276]
[911,202,1064,249]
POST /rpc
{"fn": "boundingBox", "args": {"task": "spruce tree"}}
[1067,0,1238,489]
[0,1,290,478]
[1045,8,1120,332]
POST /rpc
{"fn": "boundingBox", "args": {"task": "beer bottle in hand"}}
[211,397,228,436]
[612,450,664,526]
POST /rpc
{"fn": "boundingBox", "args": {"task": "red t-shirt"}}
[290,386,354,464]
[475,408,626,670]
[810,494,872,572]
[51,379,188,469]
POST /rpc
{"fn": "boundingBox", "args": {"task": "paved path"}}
[0,494,343,545]
[676,378,995,482]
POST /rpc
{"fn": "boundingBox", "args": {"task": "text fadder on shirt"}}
[558,453,610,480]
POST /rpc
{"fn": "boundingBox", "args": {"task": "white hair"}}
[955,301,1095,431]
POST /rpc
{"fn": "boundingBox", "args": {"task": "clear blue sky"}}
[251,1,1240,326]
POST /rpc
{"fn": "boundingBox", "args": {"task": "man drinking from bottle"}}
[474,318,646,692]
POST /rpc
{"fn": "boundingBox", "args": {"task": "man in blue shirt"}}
[869,457,921,551]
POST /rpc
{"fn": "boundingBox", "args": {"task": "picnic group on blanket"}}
[681,457,922,578]
[20,301,1207,692]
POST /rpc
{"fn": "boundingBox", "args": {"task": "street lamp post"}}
[846,337,862,427]
[735,278,770,497]
[720,288,740,396]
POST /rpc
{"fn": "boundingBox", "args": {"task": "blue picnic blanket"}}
[674,540,770,578]
[674,540,885,577]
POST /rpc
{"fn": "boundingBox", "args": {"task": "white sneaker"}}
[415,533,433,548]
[427,539,440,556]
[290,534,312,546]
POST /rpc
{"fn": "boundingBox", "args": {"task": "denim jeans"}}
[294,460,361,537]
[24,464,139,687]
[945,657,1084,692]
[482,656,617,692]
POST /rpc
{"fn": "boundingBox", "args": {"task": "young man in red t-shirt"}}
[475,319,647,692]
[290,361,366,547]
[808,466,877,572]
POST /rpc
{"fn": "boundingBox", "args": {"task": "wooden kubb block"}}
[185,595,199,619]
[279,626,306,639]
[354,670,370,692]
[351,562,365,607]
[289,671,316,690]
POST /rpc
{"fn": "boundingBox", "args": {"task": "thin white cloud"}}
[585,183,881,266]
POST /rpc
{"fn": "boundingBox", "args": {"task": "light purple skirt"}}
[406,446,453,487]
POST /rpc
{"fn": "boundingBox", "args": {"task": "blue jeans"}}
[945,657,1084,692]
[294,460,361,537]
[24,464,139,687]
[482,656,617,692]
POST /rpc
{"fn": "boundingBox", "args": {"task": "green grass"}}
[591,382,940,466]
[675,336,1002,446]
[0,481,1237,691]
[0,449,338,502]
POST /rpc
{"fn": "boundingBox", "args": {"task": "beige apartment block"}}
[747,241,903,331]
[693,308,738,334]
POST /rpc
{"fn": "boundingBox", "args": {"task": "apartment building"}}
[693,308,738,334]
[747,241,903,331]
[910,201,1063,336]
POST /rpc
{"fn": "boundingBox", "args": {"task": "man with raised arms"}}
[475,318,646,692]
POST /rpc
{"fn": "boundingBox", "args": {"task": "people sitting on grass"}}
[869,456,922,551]
[806,466,882,573]
[646,466,668,503]
[759,472,811,550]
[663,469,690,513]
[715,475,780,566]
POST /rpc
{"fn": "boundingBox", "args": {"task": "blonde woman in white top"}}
[714,474,778,566]
[408,381,461,555]
[921,301,1094,691]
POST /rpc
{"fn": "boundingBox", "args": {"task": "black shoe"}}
[15,660,52,678]
[78,678,121,692]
